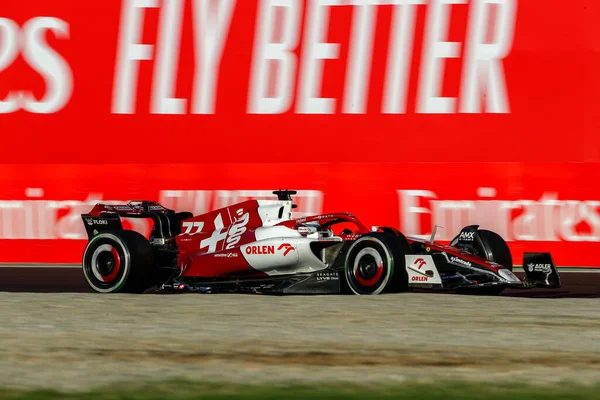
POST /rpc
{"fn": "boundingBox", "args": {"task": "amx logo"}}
[459,231,475,241]
[278,243,296,256]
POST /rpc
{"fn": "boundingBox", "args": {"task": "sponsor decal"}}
[225,213,250,249]
[527,263,552,274]
[406,255,442,284]
[113,206,134,211]
[277,243,296,257]
[459,231,475,241]
[296,214,335,223]
[450,256,472,267]
[244,243,296,256]
[442,274,459,280]
[245,245,275,255]
[214,252,238,258]
[407,257,434,277]
[199,211,250,253]
[297,225,317,235]
[316,272,338,281]
[85,218,108,226]
[413,257,427,270]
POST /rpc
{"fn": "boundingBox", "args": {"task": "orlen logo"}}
[413,257,427,270]
[412,276,428,282]
[278,243,295,256]
[245,243,296,256]
[245,245,275,255]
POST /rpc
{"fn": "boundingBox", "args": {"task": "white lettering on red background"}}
[0,190,150,240]
[112,0,237,114]
[246,245,275,254]
[159,190,324,218]
[398,189,600,242]
[110,0,518,115]
[0,189,323,240]
[248,0,303,114]
[0,17,73,114]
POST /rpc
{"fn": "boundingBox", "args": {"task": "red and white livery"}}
[80,190,561,295]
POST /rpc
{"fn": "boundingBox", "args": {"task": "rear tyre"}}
[82,230,155,293]
[459,229,513,296]
[344,232,410,295]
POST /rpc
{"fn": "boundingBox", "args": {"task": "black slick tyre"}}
[82,230,155,293]
[478,229,513,270]
[459,229,513,296]
[343,232,410,295]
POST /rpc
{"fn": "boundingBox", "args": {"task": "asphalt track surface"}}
[0,265,599,297]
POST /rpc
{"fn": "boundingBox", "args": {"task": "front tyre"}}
[457,229,513,296]
[82,230,155,293]
[344,232,409,295]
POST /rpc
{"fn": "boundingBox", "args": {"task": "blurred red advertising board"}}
[0,163,599,267]
[0,1,599,265]
[0,0,598,164]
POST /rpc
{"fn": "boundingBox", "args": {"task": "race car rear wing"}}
[85,201,174,217]
[80,201,191,243]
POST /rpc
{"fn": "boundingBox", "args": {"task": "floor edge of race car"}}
[1,263,599,271]
[1,263,599,297]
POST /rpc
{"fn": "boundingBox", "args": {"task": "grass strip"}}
[1,380,599,400]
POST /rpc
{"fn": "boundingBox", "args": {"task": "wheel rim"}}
[91,244,121,283]
[83,234,130,292]
[353,248,384,287]
[345,238,392,295]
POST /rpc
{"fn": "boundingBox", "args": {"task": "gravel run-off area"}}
[0,292,599,391]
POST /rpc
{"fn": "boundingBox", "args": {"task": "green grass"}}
[1,381,599,400]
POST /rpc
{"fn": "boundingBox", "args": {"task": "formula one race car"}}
[80,190,561,295]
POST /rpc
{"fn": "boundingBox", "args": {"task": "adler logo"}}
[527,263,552,274]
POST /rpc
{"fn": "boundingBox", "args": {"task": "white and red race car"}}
[80,190,561,295]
